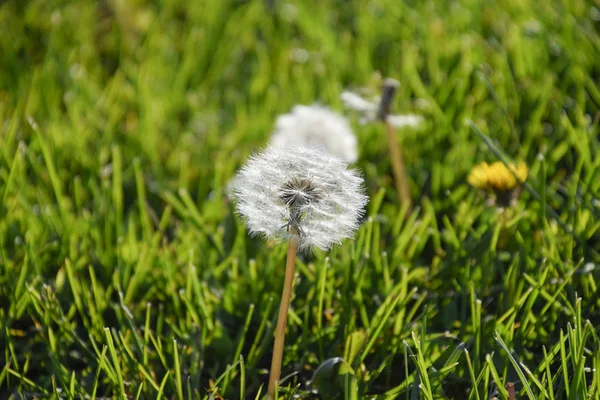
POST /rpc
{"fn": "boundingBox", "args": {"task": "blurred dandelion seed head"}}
[271,105,358,163]
[231,145,368,252]
[340,90,423,128]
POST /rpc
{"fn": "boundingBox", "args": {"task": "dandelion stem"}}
[378,78,412,212]
[385,120,412,212]
[267,229,298,399]
[506,382,516,400]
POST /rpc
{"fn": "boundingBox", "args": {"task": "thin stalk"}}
[385,121,412,212]
[506,382,516,400]
[267,230,298,399]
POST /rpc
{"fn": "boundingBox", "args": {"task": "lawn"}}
[1,0,599,399]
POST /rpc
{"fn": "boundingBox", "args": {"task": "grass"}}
[1,0,599,398]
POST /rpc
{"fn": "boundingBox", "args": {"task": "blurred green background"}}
[1,0,599,398]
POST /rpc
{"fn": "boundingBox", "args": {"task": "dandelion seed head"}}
[280,177,323,208]
[340,91,378,114]
[270,105,358,163]
[340,90,423,128]
[386,114,424,128]
[231,145,368,252]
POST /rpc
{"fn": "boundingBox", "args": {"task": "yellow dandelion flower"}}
[513,161,529,183]
[467,162,491,189]
[487,162,517,191]
[487,161,528,191]
[468,161,528,191]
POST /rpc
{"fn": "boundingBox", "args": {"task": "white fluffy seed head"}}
[231,145,368,252]
[270,105,358,163]
[386,114,423,128]
[340,90,423,128]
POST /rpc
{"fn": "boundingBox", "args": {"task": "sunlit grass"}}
[0,0,599,399]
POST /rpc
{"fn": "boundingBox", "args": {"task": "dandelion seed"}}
[270,105,358,163]
[230,145,368,399]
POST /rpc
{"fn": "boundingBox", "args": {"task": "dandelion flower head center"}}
[280,177,323,209]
